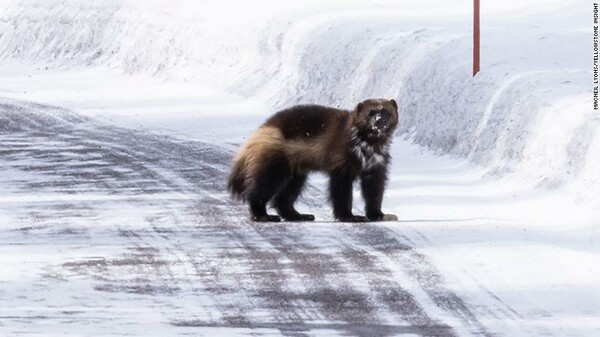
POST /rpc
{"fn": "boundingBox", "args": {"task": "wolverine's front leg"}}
[330,168,367,222]
[360,165,398,221]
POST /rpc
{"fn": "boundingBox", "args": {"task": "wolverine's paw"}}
[283,214,316,222]
[338,215,368,222]
[252,215,282,222]
[367,213,398,222]
[381,214,398,221]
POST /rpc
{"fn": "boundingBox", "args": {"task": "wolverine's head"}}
[353,98,399,140]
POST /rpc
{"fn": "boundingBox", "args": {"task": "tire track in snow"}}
[345,223,495,337]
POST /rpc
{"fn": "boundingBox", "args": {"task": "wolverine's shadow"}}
[266,216,499,225]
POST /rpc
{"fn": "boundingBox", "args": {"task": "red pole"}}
[473,0,480,76]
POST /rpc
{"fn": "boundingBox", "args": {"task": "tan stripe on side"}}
[283,136,329,170]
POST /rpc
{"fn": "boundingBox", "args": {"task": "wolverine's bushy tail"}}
[227,126,284,201]
[227,154,250,201]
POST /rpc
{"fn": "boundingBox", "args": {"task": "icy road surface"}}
[1,99,598,337]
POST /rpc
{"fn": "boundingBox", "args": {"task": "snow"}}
[0,0,598,336]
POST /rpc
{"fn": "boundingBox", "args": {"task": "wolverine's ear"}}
[390,99,398,111]
[355,102,364,113]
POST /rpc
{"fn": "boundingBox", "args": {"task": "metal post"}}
[473,0,480,76]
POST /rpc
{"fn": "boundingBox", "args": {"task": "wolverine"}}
[227,98,399,222]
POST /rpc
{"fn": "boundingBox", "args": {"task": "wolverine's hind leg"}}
[274,172,315,222]
[248,154,290,222]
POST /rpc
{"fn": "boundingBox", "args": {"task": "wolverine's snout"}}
[369,109,391,136]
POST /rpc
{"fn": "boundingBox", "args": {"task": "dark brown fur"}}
[227,98,399,222]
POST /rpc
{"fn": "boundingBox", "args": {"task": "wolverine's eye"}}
[369,109,388,119]
[368,109,382,118]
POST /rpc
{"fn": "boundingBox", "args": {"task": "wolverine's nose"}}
[369,109,390,132]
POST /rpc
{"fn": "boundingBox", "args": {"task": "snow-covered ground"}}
[0,0,598,336]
